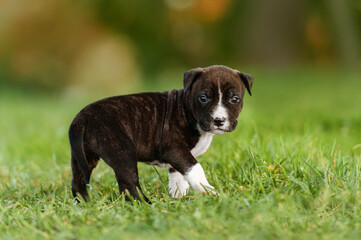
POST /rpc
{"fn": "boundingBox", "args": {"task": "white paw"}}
[169,170,189,198]
[184,163,218,195]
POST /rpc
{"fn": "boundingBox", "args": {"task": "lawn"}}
[1,67,361,240]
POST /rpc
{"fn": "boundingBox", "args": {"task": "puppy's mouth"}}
[211,126,230,134]
[198,122,229,134]
[212,128,227,134]
[200,125,227,135]
[198,120,237,134]
[211,120,238,134]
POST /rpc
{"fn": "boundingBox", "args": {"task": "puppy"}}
[69,65,253,202]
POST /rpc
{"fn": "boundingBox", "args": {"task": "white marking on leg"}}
[169,170,189,198]
[211,81,229,131]
[184,163,215,193]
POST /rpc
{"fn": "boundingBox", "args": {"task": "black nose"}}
[213,117,225,127]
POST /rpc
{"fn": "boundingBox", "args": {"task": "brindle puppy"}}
[69,65,253,202]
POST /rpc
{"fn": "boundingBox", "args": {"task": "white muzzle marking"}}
[211,83,229,133]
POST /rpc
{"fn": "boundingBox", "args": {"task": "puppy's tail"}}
[69,121,90,184]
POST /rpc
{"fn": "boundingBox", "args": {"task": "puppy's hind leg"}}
[113,163,150,203]
[101,140,150,203]
[71,152,99,201]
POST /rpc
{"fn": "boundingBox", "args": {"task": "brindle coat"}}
[69,65,253,202]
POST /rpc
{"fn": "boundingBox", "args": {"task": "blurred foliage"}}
[0,0,360,93]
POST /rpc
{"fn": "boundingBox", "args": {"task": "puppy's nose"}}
[213,117,225,127]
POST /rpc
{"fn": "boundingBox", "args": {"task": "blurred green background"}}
[0,0,360,94]
[1,2,361,239]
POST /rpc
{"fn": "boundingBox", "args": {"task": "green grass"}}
[1,67,361,240]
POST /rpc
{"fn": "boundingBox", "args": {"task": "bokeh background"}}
[1,0,360,94]
[1,2,361,238]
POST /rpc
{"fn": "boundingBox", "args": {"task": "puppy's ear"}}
[183,68,203,94]
[237,71,254,96]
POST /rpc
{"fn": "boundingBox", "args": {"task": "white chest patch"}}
[191,132,214,158]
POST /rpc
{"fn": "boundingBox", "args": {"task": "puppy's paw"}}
[201,185,219,196]
[205,190,219,196]
[169,170,190,198]
[169,187,189,198]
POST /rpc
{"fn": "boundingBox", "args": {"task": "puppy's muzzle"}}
[213,117,226,127]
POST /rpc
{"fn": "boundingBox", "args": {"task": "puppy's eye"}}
[198,94,209,103]
[230,95,240,104]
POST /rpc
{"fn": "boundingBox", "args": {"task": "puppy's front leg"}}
[169,168,189,198]
[184,163,217,195]
[163,149,216,196]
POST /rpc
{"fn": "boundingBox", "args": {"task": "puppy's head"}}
[184,65,253,134]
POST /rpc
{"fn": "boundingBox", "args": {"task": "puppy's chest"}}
[191,132,214,158]
[145,133,213,168]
